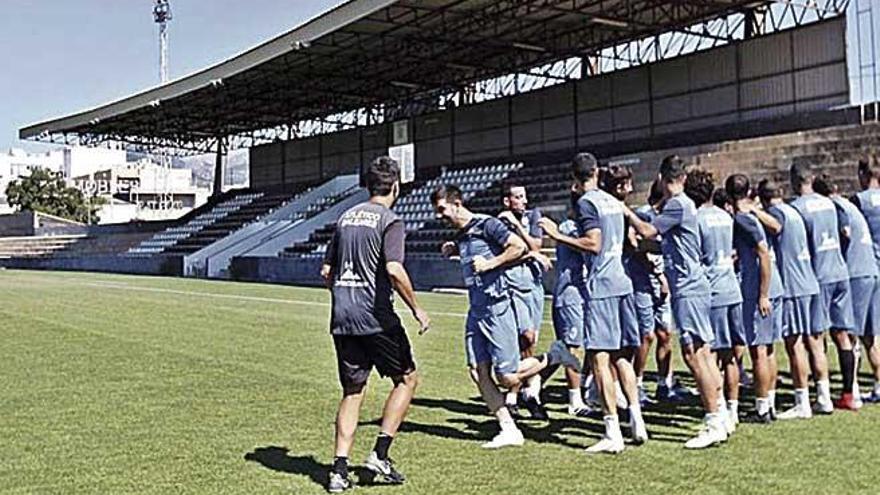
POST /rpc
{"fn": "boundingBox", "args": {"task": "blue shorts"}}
[710,303,745,350]
[634,290,671,337]
[743,297,783,346]
[510,286,544,335]
[782,294,822,338]
[553,304,584,347]
[584,294,639,351]
[850,276,878,337]
[673,296,714,347]
[819,280,854,333]
[528,282,545,334]
[867,277,880,338]
[465,299,520,376]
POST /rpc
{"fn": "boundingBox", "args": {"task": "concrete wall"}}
[0,254,183,276]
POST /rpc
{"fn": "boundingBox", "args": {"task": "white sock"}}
[662,374,674,389]
[794,388,809,409]
[603,414,623,440]
[524,375,542,403]
[497,406,518,433]
[756,397,770,415]
[817,379,832,404]
[569,388,586,409]
[768,389,777,413]
[706,412,725,430]
[615,381,628,409]
[637,375,644,388]
[873,381,880,396]
[629,401,644,425]
[727,400,739,419]
[505,391,517,406]
[852,354,861,398]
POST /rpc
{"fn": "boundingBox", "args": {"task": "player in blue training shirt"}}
[686,168,744,433]
[789,163,858,411]
[550,203,591,416]
[432,185,580,449]
[726,174,784,424]
[540,152,647,454]
[756,179,822,420]
[629,181,686,404]
[854,156,880,402]
[815,173,880,408]
[498,181,552,420]
[624,155,728,449]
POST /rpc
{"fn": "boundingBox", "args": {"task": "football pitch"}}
[3,269,879,494]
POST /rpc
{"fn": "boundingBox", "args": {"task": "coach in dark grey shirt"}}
[320,156,430,492]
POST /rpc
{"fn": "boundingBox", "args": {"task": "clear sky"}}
[0,0,343,151]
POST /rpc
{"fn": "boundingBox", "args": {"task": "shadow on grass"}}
[244,446,400,490]
[244,446,326,488]
[409,394,694,445]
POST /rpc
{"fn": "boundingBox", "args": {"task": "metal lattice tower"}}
[153,1,174,212]
[153,0,172,84]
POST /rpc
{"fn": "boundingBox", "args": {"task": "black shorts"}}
[333,326,415,389]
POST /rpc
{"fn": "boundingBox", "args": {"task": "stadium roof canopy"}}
[22,0,762,154]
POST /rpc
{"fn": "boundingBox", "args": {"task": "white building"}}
[1,146,210,222]
[62,147,127,179]
[72,159,210,224]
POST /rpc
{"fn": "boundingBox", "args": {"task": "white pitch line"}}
[80,280,477,319]
[4,273,552,326]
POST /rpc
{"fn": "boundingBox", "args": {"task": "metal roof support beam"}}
[213,135,225,197]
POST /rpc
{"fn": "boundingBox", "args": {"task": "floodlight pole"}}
[153,1,172,84]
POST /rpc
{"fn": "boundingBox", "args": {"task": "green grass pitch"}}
[2,269,879,494]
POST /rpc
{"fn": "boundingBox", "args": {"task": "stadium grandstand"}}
[6,0,874,289]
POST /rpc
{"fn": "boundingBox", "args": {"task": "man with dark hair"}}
[624,155,727,449]
[497,180,551,420]
[756,178,821,420]
[686,168,743,433]
[601,165,653,411]
[321,156,431,492]
[789,163,858,411]
[713,188,732,213]
[433,185,580,449]
[628,180,683,404]
[550,202,591,416]
[854,155,880,402]
[540,152,647,453]
[725,174,784,423]
[815,173,880,407]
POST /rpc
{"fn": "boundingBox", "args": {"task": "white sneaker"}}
[684,424,727,450]
[853,393,864,410]
[813,400,834,415]
[481,429,524,449]
[584,382,600,408]
[777,405,812,420]
[568,404,594,417]
[723,411,736,436]
[585,436,625,454]
[629,416,649,445]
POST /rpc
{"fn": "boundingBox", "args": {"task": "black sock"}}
[332,456,348,477]
[374,433,393,460]
[839,349,855,393]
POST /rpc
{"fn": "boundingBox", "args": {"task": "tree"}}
[5,167,105,224]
